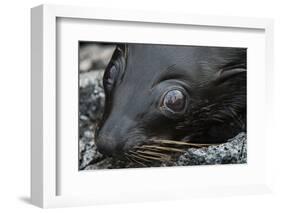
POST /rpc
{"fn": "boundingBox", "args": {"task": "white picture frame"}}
[31,4,274,208]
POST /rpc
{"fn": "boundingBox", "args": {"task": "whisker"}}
[124,154,133,163]
[126,154,146,166]
[138,145,186,153]
[128,138,221,165]
[129,150,164,161]
[131,152,171,162]
[135,150,169,158]
[129,153,152,163]
[131,158,146,166]
[153,139,218,147]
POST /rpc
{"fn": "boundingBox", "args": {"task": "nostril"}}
[95,136,116,156]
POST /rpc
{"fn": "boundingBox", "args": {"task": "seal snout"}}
[95,116,137,156]
[95,135,118,156]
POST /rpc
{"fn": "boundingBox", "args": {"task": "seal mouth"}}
[123,139,218,167]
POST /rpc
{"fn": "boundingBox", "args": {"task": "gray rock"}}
[79,78,105,170]
[174,132,247,167]
[79,44,115,73]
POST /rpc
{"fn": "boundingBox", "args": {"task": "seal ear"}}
[216,67,246,84]
[116,43,128,59]
[108,44,128,67]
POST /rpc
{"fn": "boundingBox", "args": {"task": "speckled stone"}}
[174,132,247,166]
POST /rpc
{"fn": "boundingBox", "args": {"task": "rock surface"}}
[174,132,247,166]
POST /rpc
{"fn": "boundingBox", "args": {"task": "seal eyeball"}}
[160,89,188,118]
[95,43,246,165]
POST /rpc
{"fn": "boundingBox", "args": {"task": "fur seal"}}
[95,43,246,164]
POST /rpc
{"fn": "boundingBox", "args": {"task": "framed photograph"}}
[31,4,274,208]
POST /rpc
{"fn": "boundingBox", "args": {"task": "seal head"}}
[95,44,246,157]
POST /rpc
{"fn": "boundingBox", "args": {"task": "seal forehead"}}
[122,45,197,86]
[122,45,221,89]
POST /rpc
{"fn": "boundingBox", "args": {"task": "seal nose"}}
[95,135,118,156]
[95,116,136,156]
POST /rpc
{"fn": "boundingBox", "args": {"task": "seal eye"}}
[104,65,118,90]
[161,89,186,113]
